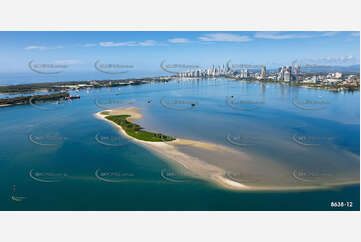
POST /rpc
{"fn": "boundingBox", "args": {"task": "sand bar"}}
[94,107,359,191]
[94,108,252,190]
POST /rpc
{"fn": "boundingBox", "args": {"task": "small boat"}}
[66,95,80,100]
[11,184,26,202]
[11,195,26,202]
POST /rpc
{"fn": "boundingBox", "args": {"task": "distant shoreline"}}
[229,77,360,92]
[0,76,173,95]
[1,75,359,96]
[0,76,171,107]
[0,92,70,107]
[0,75,359,109]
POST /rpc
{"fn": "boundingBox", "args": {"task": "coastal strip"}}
[0,92,70,107]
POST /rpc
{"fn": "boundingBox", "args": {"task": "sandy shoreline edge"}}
[94,107,359,191]
[94,108,250,190]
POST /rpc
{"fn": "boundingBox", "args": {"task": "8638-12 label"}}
[330,201,353,208]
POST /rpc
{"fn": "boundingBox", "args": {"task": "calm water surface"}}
[0,78,359,210]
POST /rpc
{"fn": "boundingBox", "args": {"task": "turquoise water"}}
[0,78,359,210]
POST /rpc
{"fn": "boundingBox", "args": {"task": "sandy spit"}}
[94,108,251,190]
[94,107,359,191]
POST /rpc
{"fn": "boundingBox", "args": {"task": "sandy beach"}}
[94,107,253,190]
[0,104,12,107]
[94,107,359,191]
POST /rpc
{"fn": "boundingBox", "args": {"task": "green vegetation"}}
[0,78,171,94]
[105,115,176,142]
[0,92,69,106]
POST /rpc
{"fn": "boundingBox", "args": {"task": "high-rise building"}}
[312,75,318,83]
[335,72,343,79]
[240,69,248,78]
[284,66,292,82]
[277,66,285,81]
[260,66,266,79]
[294,65,300,75]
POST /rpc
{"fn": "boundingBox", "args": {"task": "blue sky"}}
[0,31,359,73]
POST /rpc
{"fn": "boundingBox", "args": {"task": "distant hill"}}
[300,64,360,73]
[267,65,360,74]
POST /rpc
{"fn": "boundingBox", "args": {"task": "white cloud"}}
[139,40,157,46]
[99,41,137,47]
[254,32,312,40]
[24,45,63,50]
[199,33,252,42]
[83,43,97,47]
[320,31,338,37]
[168,38,190,43]
[99,40,157,47]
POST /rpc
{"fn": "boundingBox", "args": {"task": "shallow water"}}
[0,78,359,210]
